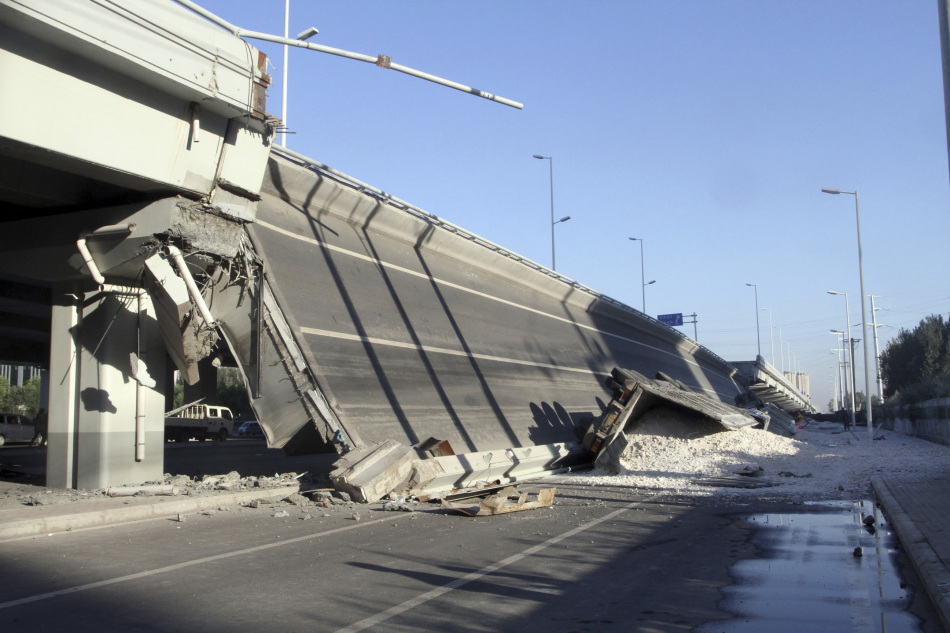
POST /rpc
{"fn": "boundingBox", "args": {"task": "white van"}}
[164,404,235,442]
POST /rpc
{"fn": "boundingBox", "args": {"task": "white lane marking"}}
[256,219,737,400]
[300,326,606,377]
[333,497,655,633]
[0,515,395,610]
[255,219,703,370]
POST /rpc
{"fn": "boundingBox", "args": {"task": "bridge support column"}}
[47,283,166,489]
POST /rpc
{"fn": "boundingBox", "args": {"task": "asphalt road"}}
[0,481,751,633]
[0,442,941,633]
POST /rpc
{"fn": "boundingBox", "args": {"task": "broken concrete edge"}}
[329,439,416,503]
[329,440,592,504]
[872,476,950,633]
[0,485,299,540]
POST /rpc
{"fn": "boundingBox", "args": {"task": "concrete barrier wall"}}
[878,398,950,446]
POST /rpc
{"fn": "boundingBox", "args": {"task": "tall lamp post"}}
[776,325,784,372]
[823,186,873,441]
[533,155,569,270]
[628,238,653,313]
[831,318,856,430]
[279,1,319,148]
[762,307,775,366]
[830,331,847,413]
[869,295,886,403]
[746,283,761,359]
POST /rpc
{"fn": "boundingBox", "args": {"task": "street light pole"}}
[629,238,647,313]
[870,295,884,403]
[762,308,775,366]
[831,331,846,412]
[533,155,568,271]
[281,0,289,147]
[278,1,319,149]
[746,284,761,359]
[776,326,784,372]
[823,187,873,441]
[829,290,857,430]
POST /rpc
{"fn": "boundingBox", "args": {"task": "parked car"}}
[235,421,264,439]
[0,413,36,446]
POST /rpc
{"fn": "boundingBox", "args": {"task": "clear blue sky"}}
[194,0,950,412]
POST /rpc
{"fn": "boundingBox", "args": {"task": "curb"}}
[872,476,950,632]
[0,485,300,540]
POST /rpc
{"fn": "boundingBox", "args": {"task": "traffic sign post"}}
[658,313,683,327]
[658,312,698,341]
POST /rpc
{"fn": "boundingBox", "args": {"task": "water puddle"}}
[697,499,930,633]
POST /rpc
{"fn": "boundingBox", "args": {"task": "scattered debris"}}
[106,485,179,497]
[415,437,456,458]
[759,404,798,437]
[284,493,311,507]
[693,476,777,489]
[383,494,416,512]
[417,482,519,503]
[441,487,556,516]
[735,465,765,477]
[383,499,415,512]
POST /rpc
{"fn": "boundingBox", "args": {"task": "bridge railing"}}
[271,146,737,375]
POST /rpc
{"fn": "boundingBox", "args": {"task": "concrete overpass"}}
[0,0,754,489]
[732,356,816,413]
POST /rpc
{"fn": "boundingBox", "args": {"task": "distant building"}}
[0,363,43,387]
[783,371,810,401]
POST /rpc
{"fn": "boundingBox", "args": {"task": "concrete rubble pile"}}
[324,366,803,505]
[580,368,781,475]
[329,437,584,506]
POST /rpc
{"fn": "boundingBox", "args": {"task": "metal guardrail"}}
[270,146,737,374]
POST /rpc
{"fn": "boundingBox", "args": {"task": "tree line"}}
[0,375,42,419]
[880,314,950,404]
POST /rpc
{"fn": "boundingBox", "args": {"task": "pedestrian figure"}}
[31,408,47,446]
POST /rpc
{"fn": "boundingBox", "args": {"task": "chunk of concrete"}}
[330,440,416,503]
[406,442,588,497]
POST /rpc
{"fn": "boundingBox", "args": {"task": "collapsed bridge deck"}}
[223,150,746,455]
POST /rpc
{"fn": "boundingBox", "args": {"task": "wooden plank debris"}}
[441,487,556,516]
